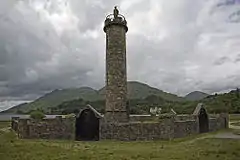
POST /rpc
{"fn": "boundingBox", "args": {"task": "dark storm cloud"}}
[0,0,106,101]
[0,0,240,110]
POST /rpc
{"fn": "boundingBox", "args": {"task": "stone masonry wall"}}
[129,115,154,122]
[209,113,229,132]
[12,113,229,141]
[174,115,196,121]
[15,117,75,140]
[174,120,198,138]
[100,113,229,141]
[105,23,128,123]
[209,118,218,132]
[11,117,19,132]
[100,118,175,141]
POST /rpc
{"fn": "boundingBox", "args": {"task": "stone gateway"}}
[198,107,209,133]
[75,105,101,141]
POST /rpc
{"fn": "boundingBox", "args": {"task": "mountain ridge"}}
[2,81,185,114]
[185,91,209,101]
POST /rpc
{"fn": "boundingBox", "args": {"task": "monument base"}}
[104,111,129,123]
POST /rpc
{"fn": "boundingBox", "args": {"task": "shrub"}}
[30,110,46,120]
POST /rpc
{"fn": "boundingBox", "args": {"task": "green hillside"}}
[49,95,190,115]
[179,89,240,114]
[202,89,240,113]
[2,81,185,114]
[50,88,240,115]
[5,86,240,115]
[2,87,101,114]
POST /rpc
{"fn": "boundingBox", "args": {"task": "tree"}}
[236,88,240,98]
[30,110,46,120]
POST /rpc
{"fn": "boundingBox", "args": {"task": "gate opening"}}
[75,108,99,141]
[198,107,209,133]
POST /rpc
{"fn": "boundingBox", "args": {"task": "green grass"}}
[0,121,10,129]
[232,129,240,135]
[0,121,239,160]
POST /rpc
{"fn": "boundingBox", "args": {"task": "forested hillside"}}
[2,81,184,114]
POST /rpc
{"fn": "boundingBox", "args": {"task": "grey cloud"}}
[234,54,240,62]
[213,56,231,65]
[0,0,240,106]
[201,74,240,94]
[68,0,122,31]
[0,0,106,101]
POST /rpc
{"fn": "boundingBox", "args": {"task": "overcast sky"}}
[0,0,240,111]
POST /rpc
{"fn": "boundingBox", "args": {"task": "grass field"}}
[0,122,240,160]
[0,121,10,129]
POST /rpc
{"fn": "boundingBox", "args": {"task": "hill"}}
[2,87,102,114]
[185,91,209,101]
[35,88,240,115]
[49,94,191,115]
[181,89,240,114]
[99,81,184,101]
[2,81,185,114]
[202,89,240,113]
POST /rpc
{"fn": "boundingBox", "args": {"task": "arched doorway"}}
[75,108,100,141]
[198,108,209,133]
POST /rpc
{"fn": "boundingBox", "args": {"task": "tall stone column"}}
[103,7,129,123]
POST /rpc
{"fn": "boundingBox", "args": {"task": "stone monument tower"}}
[103,7,129,123]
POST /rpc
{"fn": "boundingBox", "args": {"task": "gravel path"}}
[212,121,240,139]
[181,124,240,144]
[214,131,240,139]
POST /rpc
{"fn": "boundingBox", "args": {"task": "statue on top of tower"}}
[113,6,119,19]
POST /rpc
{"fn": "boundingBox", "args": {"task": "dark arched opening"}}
[75,108,99,141]
[224,117,228,128]
[198,108,209,133]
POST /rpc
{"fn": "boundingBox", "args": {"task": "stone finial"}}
[113,6,119,19]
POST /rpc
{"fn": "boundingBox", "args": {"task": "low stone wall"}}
[11,112,229,141]
[14,117,75,140]
[174,120,198,138]
[100,118,175,141]
[174,115,196,121]
[11,117,19,132]
[209,118,218,132]
[209,113,229,132]
[129,115,155,122]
